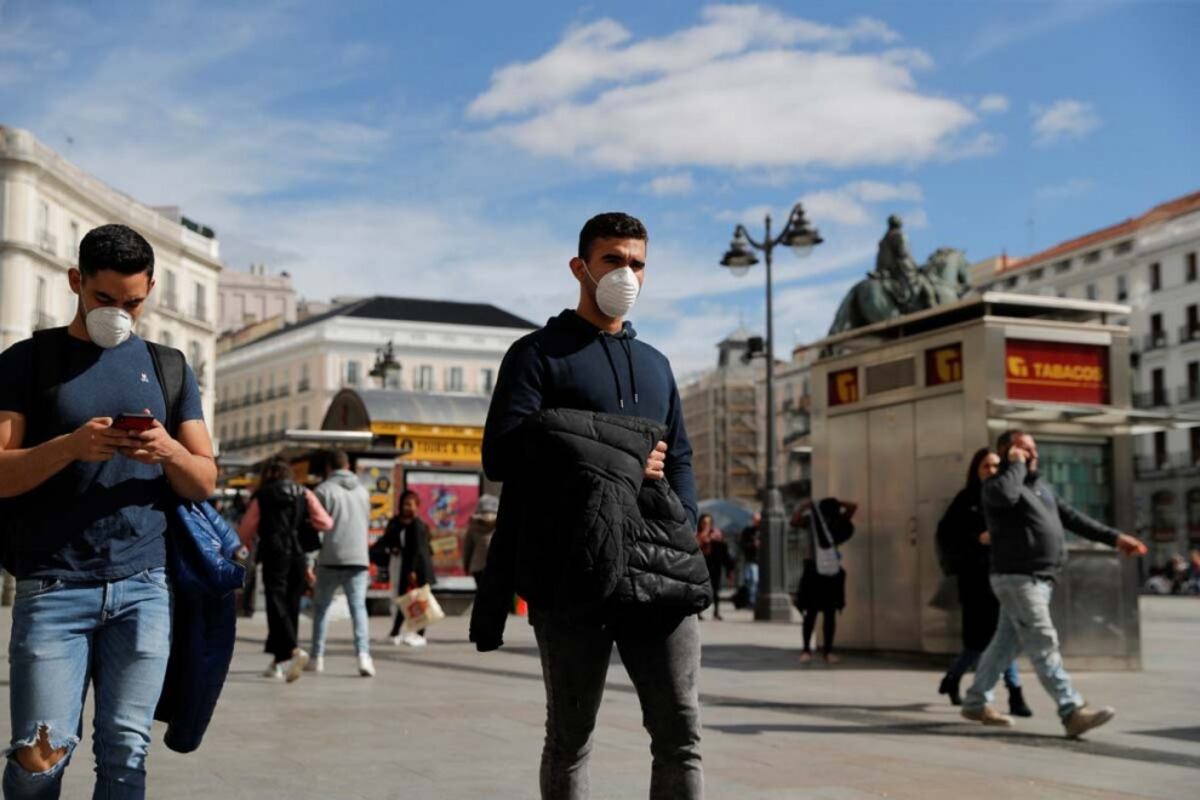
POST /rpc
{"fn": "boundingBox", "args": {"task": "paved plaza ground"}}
[0,595,1195,799]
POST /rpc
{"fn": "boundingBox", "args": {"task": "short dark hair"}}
[260,457,292,486]
[78,224,154,279]
[330,449,350,470]
[578,212,647,261]
[400,489,420,505]
[964,447,994,493]
[996,429,1027,460]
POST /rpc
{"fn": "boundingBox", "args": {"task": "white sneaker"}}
[285,649,309,683]
[403,632,428,648]
[263,660,284,679]
[305,655,324,673]
[357,653,376,677]
[390,634,405,647]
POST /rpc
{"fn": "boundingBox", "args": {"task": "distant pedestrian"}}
[462,494,500,586]
[935,447,1030,716]
[793,498,855,664]
[739,511,762,607]
[961,430,1147,737]
[373,489,435,647]
[307,450,375,677]
[697,513,735,620]
[239,456,332,681]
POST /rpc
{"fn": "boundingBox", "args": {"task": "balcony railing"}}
[162,291,179,312]
[1133,390,1170,409]
[1136,452,1200,476]
[1179,325,1200,345]
[297,379,311,393]
[1177,384,1200,404]
[192,304,208,323]
[1142,331,1169,352]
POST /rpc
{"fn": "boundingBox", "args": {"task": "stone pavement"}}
[0,596,1195,799]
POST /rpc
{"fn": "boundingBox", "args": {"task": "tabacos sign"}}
[1005,339,1110,404]
[828,368,860,406]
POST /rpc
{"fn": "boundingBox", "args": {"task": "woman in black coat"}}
[696,513,735,620]
[936,448,1031,716]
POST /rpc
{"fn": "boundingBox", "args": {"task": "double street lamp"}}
[720,203,823,621]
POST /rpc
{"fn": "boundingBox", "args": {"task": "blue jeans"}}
[5,568,172,800]
[310,566,370,657]
[963,575,1082,721]
[742,563,760,607]
[946,649,1021,689]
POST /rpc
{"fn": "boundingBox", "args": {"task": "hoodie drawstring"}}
[598,334,640,409]
[619,337,639,406]
[598,336,626,409]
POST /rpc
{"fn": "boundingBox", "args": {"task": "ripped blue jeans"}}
[5,568,171,800]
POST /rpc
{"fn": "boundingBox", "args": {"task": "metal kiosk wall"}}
[810,293,1191,670]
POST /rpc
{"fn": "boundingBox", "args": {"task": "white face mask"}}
[83,297,134,349]
[585,264,641,319]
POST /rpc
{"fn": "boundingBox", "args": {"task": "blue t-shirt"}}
[0,332,204,581]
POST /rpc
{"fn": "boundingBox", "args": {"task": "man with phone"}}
[961,430,1147,738]
[0,224,214,798]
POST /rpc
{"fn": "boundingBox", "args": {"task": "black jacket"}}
[470,409,711,651]
[372,516,435,590]
[482,310,697,527]
[252,481,308,561]
[982,461,1119,577]
[936,487,991,577]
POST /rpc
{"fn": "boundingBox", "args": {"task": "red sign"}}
[926,344,963,386]
[1005,339,1110,404]
[828,368,859,406]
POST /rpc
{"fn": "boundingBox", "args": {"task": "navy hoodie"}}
[483,309,697,526]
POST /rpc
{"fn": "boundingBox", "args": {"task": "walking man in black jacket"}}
[961,430,1146,737]
[475,212,704,799]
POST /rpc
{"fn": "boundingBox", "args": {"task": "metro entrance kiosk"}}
[810,293,1197,670]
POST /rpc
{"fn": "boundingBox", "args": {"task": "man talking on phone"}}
[961,430,1146,738]
[0,224,214,798]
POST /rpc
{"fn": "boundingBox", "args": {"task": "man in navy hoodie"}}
[481,212,701,799]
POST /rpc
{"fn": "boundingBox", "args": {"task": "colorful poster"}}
[356,458,398,592]
[405,470,481,578]
[1005,339,1110,404]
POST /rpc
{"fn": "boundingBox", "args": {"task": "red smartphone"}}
[112,413,156,432]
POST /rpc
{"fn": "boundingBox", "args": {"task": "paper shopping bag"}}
[395,584,446,631]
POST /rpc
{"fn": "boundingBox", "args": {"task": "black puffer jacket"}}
[470,409,711,651]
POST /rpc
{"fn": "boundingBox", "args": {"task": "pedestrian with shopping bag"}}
[372,489,436,647]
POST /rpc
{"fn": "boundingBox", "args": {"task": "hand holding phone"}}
[112,413,157,432]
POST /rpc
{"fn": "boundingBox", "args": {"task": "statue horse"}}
[827,247,970,336]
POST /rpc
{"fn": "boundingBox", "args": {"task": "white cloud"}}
[720,181,922,229]
[470,8,987,172]
[1032,99,1101,146]
[643,173,696,197]
[1035,178,1096,201]
[977,94,1009,114]
[468,7,900,119]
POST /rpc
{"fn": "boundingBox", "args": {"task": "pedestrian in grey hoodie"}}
[306,450,376,677]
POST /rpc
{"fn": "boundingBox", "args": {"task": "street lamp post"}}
[720,203,823,621]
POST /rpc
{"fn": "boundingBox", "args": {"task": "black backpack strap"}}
[146,342,186,437]
[27,328,71,445]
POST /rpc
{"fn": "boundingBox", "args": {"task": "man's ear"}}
[68,268,82,295]
[569,257,586,282]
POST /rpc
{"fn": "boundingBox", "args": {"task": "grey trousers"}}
[532,611,703,800]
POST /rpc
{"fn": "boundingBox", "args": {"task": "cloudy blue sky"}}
[2,0,1197,375]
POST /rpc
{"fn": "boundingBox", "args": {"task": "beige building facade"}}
[217,263,297,333]
[214,296,536,460]
[0,125,221,422]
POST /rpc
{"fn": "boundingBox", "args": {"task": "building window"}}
[164,271,178,310]
[345,361,361,386]
[299,363,311,392]
[1027,267,1044,282]
[280,411,288,431]
[1003,276,1018,289]
[1150,314,1166,350]
[1188,252,1198,283]
[1113,241,1133,256]
[1189,362,1200,402]
[160,329,173,347]
[1116,275,1128,301]
[193,283,207,322]
[1149,262,1161,291]
[446,367,464,392]
[1053,259,1071,274]
[299,406,309,429]
[242,421,250,438]
[416,365,434,391]
[1192,428,1200,464]
[219,425,227,442]
[69,221,80,260]
[1085,284,1097,301]
[385,365,402,389]
[481,368,495,394]
[1083,250,1101,265]
[255,418,263,436]
[268,413,276,432]
[1152,367,1167,406]
[1154,431,1168,467]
